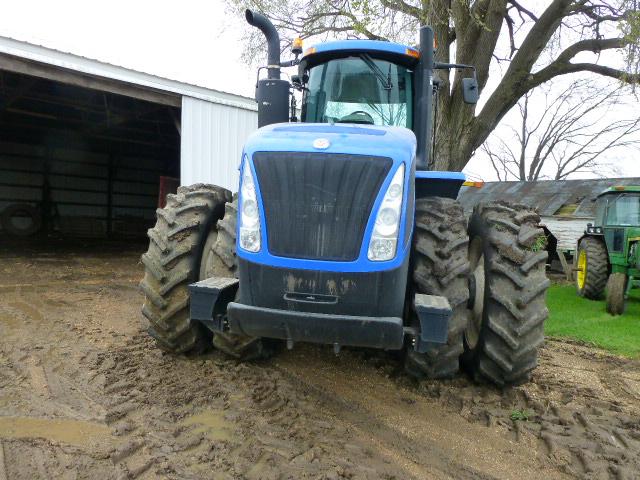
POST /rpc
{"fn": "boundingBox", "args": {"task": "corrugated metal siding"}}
[0,140,165,237]
[180,96,258,192]
[540,216,590,252]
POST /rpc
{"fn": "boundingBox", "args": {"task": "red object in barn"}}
[158,176,180,208]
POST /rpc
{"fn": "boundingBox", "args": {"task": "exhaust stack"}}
[245,9,281,80]
[414,26,434,170]
[245,9,290,127]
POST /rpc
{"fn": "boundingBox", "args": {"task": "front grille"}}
[253,152,392,261]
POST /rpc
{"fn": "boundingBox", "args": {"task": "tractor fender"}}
[415,171,466,200]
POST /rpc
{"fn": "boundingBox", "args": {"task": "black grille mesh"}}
[253,152,392,261]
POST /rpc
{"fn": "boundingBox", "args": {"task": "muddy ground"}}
[0,242,639,480]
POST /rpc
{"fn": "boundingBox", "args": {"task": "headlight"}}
[368,164,405,261]
[238,155,261,252]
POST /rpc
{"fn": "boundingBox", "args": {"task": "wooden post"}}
[41,148,51,236]
[558,250,572,281]
[107,154,114,238]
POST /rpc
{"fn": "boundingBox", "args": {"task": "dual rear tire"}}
[140,184,268,359]
[406,199,549,386]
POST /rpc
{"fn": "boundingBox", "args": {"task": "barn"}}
[0,35,257,240]
[458,177,640,278]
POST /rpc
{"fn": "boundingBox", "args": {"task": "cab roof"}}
[302,39,420,68]
[598,185,640,196]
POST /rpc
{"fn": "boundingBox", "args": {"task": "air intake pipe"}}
[245,9,281,80]
[245,9,290,127]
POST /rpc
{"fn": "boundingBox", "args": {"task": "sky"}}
[0,0,638,180]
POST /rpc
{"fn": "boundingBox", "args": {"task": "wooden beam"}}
[1,77,38,109]
[558,250,573,281]
[0,52,181,107]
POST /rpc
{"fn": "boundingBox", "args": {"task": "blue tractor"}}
[140,11,550,386]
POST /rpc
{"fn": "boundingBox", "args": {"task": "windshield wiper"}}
[360,54,392,90]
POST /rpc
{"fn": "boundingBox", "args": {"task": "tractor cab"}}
[593,187,640,228]
[298,41,419,128]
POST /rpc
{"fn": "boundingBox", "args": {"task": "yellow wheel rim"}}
[577,249,587,290]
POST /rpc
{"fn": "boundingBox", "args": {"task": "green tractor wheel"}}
[606,273,627,316]
[576,237,609,300]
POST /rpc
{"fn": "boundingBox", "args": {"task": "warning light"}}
[292,37,303,55]
[405,48,420,59]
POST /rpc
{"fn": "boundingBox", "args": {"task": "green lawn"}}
[545,284,640,358]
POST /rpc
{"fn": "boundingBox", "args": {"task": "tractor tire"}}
[606,273,627,316]
[209,199,273,360]
[1,203,41,237]
[140,184,229,354]
[404,197,469,380]
[576,237,609,300]
[140,184,269,359]
[462,202,550,387]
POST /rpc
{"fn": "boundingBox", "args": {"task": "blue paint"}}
[304,40,417,60]
[236,123,416,273]
[416,171,466,181]
[273,124,387,136]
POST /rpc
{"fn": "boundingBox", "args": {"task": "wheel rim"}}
[465,237,485,350]
[576,249,587,290]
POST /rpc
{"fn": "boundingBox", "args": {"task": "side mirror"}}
[462,77,479,104]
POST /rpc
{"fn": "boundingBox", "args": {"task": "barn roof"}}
[458,177,640,218]
[0,34,257,111]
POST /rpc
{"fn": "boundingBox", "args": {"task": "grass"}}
[510,409,534,422]
[545,284,640,359]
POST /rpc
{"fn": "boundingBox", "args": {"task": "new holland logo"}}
[312,138,330,150]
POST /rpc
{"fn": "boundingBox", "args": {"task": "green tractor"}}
[576,186,640,315]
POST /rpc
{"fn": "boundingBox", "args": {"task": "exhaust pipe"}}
[245,9,281,80]
[414,26,434,170]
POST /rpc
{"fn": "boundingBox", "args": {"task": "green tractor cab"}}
[576,186,640,315]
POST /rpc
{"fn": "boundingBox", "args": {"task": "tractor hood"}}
[243,123,416,165]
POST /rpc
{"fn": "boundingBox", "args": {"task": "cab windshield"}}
[301,56,412,128]
[606,194,640,226]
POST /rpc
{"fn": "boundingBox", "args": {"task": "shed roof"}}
[0,34,257,111]
[458,177,640,218]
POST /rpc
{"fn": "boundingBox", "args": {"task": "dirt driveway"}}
[0,243,639,479]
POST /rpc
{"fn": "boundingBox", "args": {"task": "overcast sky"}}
[1,0,637,180]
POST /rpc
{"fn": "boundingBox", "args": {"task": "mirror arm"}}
[433,62,476,75]
[280,58,300,68]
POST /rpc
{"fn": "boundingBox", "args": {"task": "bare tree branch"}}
[482,79,640,181]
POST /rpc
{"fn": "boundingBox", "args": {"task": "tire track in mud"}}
[274,348,568,480]
[94,333,408,479]
[2,249,640,479]
[412,342,640,480]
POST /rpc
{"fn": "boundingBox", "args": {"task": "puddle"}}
[0,416,110,445]
[181,410,234,441]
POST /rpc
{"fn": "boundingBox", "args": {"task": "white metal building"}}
[0,35,257,239]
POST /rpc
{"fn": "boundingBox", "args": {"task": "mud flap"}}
[189,277,239,332]
[413,294,451,353]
